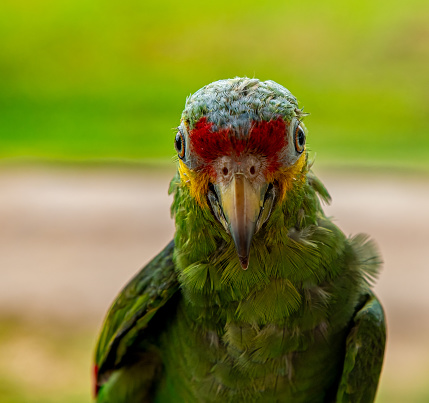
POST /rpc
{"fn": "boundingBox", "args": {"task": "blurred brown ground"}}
[0,165,428,402]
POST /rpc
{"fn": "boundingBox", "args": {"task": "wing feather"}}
[94,240,179,398]
[336,293,386,402]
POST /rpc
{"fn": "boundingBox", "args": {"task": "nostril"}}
[223,167,229,176]
[250,166,255,175]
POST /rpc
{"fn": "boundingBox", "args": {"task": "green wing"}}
[94,240,179,402]
[336,292,386,403]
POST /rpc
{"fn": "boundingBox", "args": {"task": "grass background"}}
[0,1,428,402]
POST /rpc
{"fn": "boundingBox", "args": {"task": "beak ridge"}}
[214,174,266,270]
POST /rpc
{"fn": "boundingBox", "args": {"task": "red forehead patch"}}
[190,117,287,168]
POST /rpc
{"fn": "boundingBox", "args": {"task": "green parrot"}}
[93,77,386,403]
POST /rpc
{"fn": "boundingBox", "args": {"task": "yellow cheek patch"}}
[178,152,307,207]
[266,152,308,202]
[178,160,210,208]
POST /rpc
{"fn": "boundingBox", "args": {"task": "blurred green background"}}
[1,0,428,402]
[1,0,428,167]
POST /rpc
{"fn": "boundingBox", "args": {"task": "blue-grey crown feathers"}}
[181,77,303,132]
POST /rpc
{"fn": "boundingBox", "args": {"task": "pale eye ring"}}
[294,124,306,154]
[175,131,186,159]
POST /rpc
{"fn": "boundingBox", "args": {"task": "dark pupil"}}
[298,129,305,146]
[175,134,182,152]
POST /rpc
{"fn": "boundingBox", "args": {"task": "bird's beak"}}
[209,174,272,270]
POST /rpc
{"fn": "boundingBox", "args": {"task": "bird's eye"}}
[294,124,306,154]
[175,130,186,159]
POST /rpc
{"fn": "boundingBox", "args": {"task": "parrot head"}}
[175,78,308,270]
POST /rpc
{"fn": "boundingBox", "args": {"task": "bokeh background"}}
[1,1,428,402]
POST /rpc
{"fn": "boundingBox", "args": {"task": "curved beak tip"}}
[239,255,249,270]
